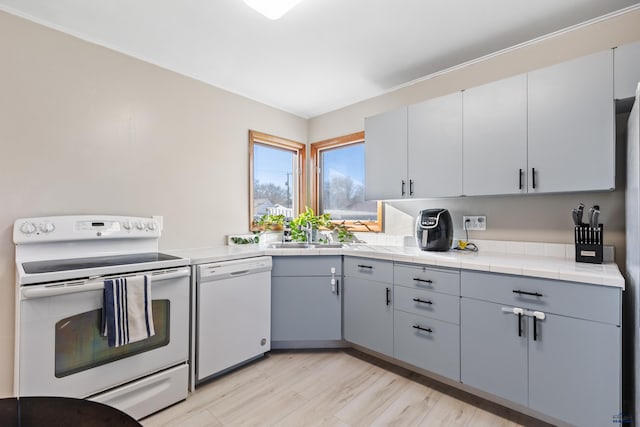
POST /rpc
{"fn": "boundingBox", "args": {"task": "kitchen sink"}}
[269,243,345,249]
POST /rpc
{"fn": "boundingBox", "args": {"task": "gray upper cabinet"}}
[528,49,615,193]
[408,92,463,197]
[365,93,463,200]
[364,107,408,200]
[614,40,640,100]
[462,74,528,196]
[366,49,616,198]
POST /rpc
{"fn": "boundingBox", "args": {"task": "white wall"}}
[0,10,307,397]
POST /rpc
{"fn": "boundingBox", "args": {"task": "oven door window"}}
[54,300,170,378]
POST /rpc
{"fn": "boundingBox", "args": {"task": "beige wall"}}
[309,8,640,266]
[0,11,307,397]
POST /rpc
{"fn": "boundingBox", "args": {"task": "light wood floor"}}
[141,350,553,427]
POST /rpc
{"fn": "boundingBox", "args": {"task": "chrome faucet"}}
[300,221,313,243]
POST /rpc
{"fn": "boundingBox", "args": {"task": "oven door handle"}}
[21,267,191,299]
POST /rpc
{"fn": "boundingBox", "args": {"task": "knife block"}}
[574,224,603,264]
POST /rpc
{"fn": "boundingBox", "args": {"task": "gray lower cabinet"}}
[393,263,461,381]
[460,271,621,427]
[343,257,394,357]
[393,310,460,381]
[460,298,528,406]
[271,256,342,347]
[528,312,620,427]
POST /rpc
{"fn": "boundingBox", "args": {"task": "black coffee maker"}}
[416,209,453,251]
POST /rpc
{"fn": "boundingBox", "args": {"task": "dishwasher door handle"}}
[230,270,250,276]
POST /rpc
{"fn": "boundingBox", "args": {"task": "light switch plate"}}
[463,215,486,231]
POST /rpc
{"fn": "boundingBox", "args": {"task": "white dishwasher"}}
[196,256,272,384]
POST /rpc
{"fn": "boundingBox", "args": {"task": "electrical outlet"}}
[463,215,486,231]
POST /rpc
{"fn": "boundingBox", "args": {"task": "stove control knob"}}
[122,220,132,230]
[147,222,157,231]
[20,222,37,235]
[40,222,55,233]
[135,221,145,230]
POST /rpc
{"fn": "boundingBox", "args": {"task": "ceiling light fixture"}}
[243,0,304,20]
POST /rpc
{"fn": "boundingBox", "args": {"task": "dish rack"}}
[575,224,603,264]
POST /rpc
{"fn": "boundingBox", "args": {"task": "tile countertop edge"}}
[166,245,625,289]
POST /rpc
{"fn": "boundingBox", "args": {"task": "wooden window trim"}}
[310,131,383,233]
[249,130,306,231]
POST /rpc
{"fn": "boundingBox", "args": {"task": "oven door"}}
[17,267,190,398]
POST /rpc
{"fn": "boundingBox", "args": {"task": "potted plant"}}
[289,207,329,242]
[254,213,285,231]
[289,207,356,243]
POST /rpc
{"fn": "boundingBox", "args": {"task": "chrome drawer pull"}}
[412,298,432,305]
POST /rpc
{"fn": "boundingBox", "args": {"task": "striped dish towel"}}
[102,275,155,347]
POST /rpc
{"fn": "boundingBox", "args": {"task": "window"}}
[311,132,382,232]
[249,130,306,230]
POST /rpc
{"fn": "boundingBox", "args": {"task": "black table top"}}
[0,397,141,427]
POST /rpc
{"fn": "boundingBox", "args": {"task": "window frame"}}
[310,131,383,233]
[249,130,306,232]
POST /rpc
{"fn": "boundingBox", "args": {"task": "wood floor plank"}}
[141,350,553,427]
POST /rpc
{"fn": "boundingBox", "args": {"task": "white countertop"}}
[167,244,625,289]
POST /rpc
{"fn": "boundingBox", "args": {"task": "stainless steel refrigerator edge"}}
[625,82,640,425]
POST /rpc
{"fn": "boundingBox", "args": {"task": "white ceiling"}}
[1,0,639,118]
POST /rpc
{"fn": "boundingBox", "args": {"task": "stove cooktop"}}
[22,252,182,275]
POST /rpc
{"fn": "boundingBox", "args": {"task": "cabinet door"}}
[408,92,463,197]
[364,107,408,200]
[528,50,614,193]
[462,74,527,196]
[528,313,621,427]
[460,298,528,406]
[343,277,393,357]
[614,41,640,100]
[271,276,341,342]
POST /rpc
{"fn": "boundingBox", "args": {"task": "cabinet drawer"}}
[344,257,393,283]
[394,264,460,296]
[394,286,459,324]
[272,256,341,276]
[394,310,460,381]
[461,271,620,325]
